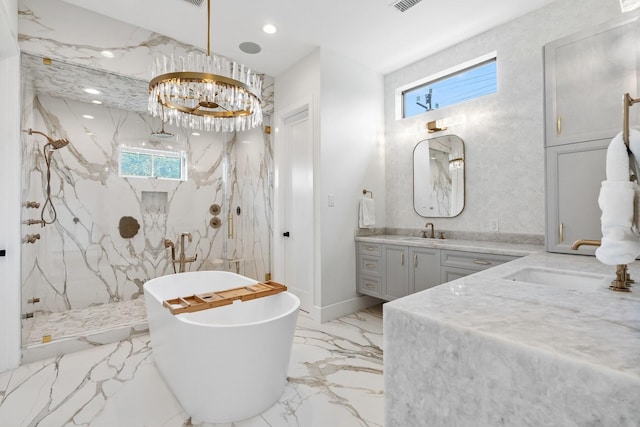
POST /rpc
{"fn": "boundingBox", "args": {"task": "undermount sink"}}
[503,267,610,292]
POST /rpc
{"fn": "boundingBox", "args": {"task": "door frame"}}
[273,99,317,316]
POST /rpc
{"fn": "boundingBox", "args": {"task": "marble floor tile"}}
[1,305,384,426]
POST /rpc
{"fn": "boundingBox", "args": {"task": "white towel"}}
[595,181,640,265]
[359,197,376,229]
[595,129,640,265]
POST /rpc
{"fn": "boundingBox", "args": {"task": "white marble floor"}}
[1,305,384,426]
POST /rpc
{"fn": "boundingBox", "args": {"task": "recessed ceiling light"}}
[239,42,262,55]
[262,24,277,34]
[101,50,114,58]
[82,114,94,119]
[84,88,101,95]
[91,100,102,105]
[191,132,200,136]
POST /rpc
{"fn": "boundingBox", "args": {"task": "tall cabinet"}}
[544,13,640,255]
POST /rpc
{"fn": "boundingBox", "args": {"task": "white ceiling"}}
[60,0,558,77]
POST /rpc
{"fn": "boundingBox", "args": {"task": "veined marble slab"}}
[356,234,543,257]
[384,252,640,426]
[1,306,383,427]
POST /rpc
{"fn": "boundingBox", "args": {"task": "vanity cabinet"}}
[382,245,410,300]
[357,242,383,298]
[544,14,640,147]
[356,242,518,301]
[440,249,517,282]
[545,139,608,255]
[409,247,440,293]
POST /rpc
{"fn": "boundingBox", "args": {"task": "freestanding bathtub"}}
[143,271,300,423]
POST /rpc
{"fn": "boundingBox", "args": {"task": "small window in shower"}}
[398,53,497,119]
[119,147,187,181]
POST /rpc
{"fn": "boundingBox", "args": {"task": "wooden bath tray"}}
[162,281,287,315]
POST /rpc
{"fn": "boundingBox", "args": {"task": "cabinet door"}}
[440,266,478,283]
[409,247,440,293]
[545,15,640,146]
[546,139,608,254]
[382,245,409,300]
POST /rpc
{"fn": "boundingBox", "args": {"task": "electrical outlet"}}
[490,219,499,232]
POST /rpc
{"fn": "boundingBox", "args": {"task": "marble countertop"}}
[385,251,640,379]
[356,234,544,257]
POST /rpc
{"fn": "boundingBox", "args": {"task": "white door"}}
[277,107,313,312]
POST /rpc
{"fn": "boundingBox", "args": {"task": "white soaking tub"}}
[143,271,300,423]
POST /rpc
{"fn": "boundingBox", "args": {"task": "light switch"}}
[328,194,335,207]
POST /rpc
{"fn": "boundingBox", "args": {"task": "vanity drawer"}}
[359,255,381,276]
[440,250,517,272]
[358,242,381,257]
[358,275,382,298]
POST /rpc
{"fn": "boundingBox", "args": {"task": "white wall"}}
[0,0,21,372]
[384,0,622,237]
[319,49,385,311]
[274,48,384,321]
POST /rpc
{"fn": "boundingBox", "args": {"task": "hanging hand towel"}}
[359,197,376,229]
[595,130,640,265]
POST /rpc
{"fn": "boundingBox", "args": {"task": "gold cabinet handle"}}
[557,115,562,135]
[364,283,376,289]
[414,254,418,268]
[401,252,404,266]
[365,263,376,268]
[559,222,564,243]
[365,246,376,251]
[473,259,491,266]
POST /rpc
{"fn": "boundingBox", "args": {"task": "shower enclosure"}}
[19,53,274,361]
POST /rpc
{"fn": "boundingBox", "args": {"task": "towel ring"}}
[362,189,373,198]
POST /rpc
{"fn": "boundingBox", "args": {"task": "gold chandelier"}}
[148,0,262,132]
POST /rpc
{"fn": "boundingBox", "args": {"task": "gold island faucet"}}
[571,239,632,292]
[164,233,198,273]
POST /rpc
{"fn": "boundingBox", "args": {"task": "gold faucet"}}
[571,239,632,292]
[176,232,197,273]
[423,222,435,239]
[570,239,601,250]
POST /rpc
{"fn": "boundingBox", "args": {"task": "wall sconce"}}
[426,115,467,133]
[427,121,446,133]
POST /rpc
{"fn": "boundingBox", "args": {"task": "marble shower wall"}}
[20,92,272,315]
[18,0,275,317]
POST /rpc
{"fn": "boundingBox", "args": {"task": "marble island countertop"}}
[356,234,544,256]
[384,251,640,426]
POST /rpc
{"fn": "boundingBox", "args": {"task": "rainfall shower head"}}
[150,121,174,139]
[24,129,70,149]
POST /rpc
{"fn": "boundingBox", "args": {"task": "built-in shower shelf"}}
[162,281,287,315]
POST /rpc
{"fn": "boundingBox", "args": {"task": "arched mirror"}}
[413,134,465,217]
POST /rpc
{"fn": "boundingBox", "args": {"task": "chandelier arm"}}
[161,100,252,118]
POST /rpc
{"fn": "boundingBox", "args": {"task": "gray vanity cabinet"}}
[357,242,383,298]
[382,245,410,300]
[440,249,517,282]
[545,139,608,255]
[544,15,640,147]
[409,247,440,293]
[357,241,519,300]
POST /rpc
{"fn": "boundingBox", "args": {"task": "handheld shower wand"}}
[23,129,71,226]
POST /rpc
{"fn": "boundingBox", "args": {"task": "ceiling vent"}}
[182,0,205,7]
[390,0,422,12]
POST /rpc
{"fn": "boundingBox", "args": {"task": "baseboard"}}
[315,295,381,323]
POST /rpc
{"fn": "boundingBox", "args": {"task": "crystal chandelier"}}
[148,0,262,132]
